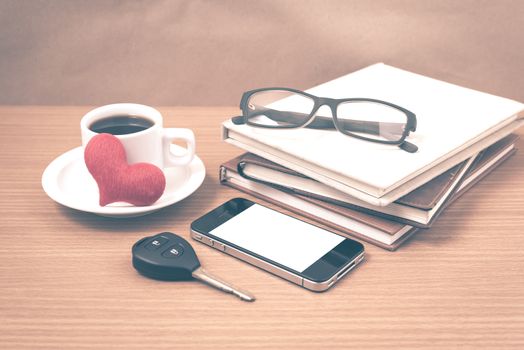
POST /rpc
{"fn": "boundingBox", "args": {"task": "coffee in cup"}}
[81,103,195,168]
[89,115,154,135]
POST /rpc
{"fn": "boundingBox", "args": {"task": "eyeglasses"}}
[231,87,418,153]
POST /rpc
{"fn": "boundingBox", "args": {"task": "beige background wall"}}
[1,0,523,106]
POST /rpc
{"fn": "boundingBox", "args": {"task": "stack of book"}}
[220,64,524,250]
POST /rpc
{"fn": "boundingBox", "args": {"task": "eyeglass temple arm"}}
[231,109,334,128]
[233,108,418,153]
[318,114,417,153]
[399,141,418,153]
[249,107,406,136]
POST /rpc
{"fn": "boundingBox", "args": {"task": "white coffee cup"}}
[81,103,195,168]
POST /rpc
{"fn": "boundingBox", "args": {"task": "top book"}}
[223,63,524,206]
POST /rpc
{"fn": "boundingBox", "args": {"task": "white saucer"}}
[42,145,206,218]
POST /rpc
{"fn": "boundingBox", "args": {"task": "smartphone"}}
[190,198,364,292]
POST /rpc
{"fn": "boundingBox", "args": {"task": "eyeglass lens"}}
[335,101,408,142]
[245,90,314,127]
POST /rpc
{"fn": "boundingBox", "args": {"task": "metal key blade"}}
[192,267,256,302]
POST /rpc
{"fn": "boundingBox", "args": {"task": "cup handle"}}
[162,128,196,167]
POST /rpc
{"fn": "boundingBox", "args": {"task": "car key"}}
[132,232,255,302]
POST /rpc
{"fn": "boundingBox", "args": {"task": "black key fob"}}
[132,232,201,281]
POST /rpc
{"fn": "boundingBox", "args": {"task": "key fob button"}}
[145,236,169,250]
[162,245,184,258]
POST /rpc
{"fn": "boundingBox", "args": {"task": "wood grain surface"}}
[0,106,523,349]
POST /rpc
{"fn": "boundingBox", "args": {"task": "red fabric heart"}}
[84,133,166,206]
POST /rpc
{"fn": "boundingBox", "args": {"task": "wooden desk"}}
[1,106,523,349]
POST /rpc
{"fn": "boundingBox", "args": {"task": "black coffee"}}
[89,115,154,135]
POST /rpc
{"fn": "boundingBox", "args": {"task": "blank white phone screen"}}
[209,204,345,272]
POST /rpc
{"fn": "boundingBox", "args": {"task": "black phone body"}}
[190,198,364,292]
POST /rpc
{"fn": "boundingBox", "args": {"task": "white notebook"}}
[223,63,524,206]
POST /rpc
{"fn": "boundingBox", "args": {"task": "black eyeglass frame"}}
[235,87,418,152]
